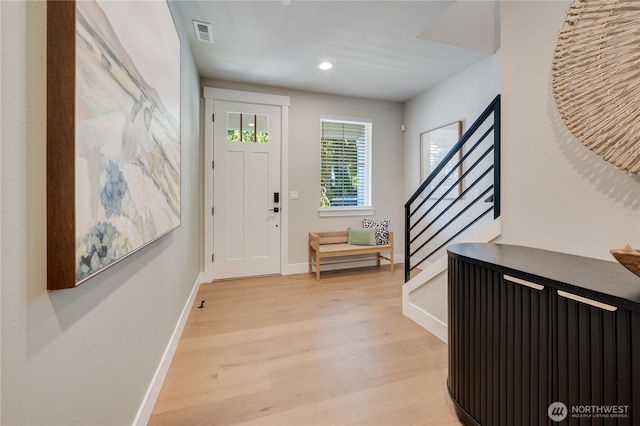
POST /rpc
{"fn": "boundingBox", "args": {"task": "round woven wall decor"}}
[552,0,640,174]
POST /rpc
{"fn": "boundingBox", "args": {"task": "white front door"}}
[213,101,281,279]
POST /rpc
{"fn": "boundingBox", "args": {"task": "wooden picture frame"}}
[47,0,181,290]
[420,121,463,199]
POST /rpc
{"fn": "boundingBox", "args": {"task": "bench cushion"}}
[347,227,376,246]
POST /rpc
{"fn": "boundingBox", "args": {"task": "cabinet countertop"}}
[448,243,640,312]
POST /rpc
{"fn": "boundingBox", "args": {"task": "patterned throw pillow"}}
[362,218,390,245]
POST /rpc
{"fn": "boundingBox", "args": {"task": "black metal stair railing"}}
[404,95,501,282]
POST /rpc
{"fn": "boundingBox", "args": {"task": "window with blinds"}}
[320,116,372,208]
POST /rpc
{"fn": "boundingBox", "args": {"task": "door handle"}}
[557,290,617,311]
[268,207,280,213]
[504,274,544,290]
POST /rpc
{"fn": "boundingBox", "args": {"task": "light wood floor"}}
[149,266,461,425]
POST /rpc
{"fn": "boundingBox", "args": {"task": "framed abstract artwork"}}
[47,0,181,290]
[420,121,462,199]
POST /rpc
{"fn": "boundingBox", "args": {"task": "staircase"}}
[402,95,502,342]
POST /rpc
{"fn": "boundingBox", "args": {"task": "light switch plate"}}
[289,191,299,200]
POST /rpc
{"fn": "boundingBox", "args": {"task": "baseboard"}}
[132,272,203,426]
[285,262,311,275]
[404,302,448,344]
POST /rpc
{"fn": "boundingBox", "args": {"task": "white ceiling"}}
[175,1,500,102]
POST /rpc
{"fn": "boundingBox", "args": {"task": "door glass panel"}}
[227,112,269,143]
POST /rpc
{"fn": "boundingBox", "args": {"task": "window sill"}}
[318,207,375,217]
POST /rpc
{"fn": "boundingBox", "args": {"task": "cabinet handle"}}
[503,275,544,290]
[557,290,617,311]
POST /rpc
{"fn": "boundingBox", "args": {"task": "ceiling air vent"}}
[193,20,213,43]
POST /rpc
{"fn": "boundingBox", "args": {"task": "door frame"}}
[203,87,290,282]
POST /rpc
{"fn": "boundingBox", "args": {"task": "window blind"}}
[320,117,372,208]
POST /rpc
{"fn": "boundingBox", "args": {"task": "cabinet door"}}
[553,291,640,425]
[448,259,552,426]
[499,274,552,426]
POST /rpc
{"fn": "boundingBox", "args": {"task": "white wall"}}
[500,1,640,260]
[202,79,405,270]
[1,1,202,424]
[404,53,501,200]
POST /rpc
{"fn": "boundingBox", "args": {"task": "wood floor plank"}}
[237,371,456,426]
[149,266,461,425]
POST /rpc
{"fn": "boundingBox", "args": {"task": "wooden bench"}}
[308,231,394,280]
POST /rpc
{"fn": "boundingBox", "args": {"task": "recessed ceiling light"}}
[319,62,333,71]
